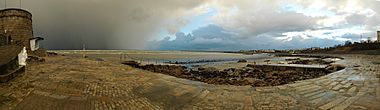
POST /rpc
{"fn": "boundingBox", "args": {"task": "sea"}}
[49,50,271,66]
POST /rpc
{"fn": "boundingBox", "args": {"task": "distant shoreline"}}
[47,50,246,55]
[48,49,237,53]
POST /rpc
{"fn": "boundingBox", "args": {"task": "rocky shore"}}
[122,61,345,87]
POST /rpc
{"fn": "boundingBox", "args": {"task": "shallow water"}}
[51,50,271,66]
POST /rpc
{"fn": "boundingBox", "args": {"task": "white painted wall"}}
[18,47,27,66]
[30,39,39,51]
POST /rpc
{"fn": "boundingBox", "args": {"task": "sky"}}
[2,0,380,50]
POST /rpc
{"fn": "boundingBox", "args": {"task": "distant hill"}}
[301,42,380,55]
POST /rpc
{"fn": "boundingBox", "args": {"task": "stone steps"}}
[319,96,347,110]
[304,90,325,99]
[310,91,338,106]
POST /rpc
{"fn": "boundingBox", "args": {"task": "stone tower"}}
[377,31,380,43]
[0,8,33,49]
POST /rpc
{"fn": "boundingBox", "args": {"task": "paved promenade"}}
[0,55,379,110]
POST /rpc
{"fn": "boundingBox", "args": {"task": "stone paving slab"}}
[0,55,379,110]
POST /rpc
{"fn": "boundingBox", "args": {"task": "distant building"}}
[310,47,321,50]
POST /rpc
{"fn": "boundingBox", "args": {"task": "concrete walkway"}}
[0,55,379,110]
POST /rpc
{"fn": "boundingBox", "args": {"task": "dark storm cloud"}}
[1,0,379,50]
[8,0,206,49]
[149,25,344,50]
[149,25,241,51]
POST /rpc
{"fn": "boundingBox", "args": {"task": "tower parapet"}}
[0,8,33,49]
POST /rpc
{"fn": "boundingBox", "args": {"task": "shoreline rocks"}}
[237,59,247,63]
[122,61,345,87]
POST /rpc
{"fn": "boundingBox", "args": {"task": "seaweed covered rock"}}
[237,59,248,63]
[325,64,345,72]
[126,63,342,87]
[121,61,140,67]
[27,56,45,63]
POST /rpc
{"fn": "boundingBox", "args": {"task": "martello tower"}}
[377,31,380,43]
[0,8,33,49]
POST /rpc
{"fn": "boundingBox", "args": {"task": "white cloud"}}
[317,15,347,27]
[22,0,380,50]
[210,0,318,38]
[151,0,380,50]
[277,26,370,42]
[193,37,223,44]
[208,0,379,43]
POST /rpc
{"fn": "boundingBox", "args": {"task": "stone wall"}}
[0,34,6,46]
[0,65,25,83]
[0,8,33,49]
[377,31,380,42]
[0,34,11,46]
[0,57,19,75]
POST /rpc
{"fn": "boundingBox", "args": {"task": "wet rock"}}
[27,56,45,63]
[198,67,217,72]
[47,52,58,56]
[372,61,380,65]
[93,58,105,62]
[353,64,361,67]
[128,63,340,87]
[325,64,345,72]
[264,60,271,64]
[237,59,247,63]
[121,61,140,67]
[165,59,224,64]
[286,58,332,65]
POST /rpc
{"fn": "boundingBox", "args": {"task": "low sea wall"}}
[0,66,25,83]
